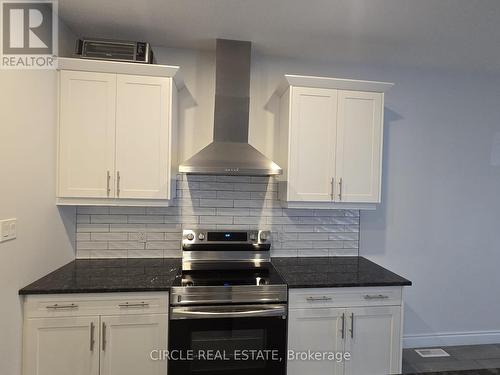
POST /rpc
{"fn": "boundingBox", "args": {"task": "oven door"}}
[168,304,287,375]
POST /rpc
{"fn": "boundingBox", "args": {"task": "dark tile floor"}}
[403,344,500,374]
[405,370,500,375]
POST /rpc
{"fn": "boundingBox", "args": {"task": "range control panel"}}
[182,229,271,246]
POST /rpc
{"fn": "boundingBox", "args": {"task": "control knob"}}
[259,231,269,242]
[186,233,194,241]
[198,233,205,240]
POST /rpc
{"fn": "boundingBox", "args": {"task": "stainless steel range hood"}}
[179,39,282,176]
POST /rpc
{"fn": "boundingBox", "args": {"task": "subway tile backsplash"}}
[75,175,360,259]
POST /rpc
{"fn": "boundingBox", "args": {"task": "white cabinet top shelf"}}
[276,74,394,96]
[57,57,184,89]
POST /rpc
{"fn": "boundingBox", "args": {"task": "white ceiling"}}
[59,0,500,72]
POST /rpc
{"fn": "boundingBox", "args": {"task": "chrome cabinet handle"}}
[350,312,354,338]
[106,171,111,196]
[102,322,106,351]
[341,313,345,339]
[118,302,149,308]
[116,171,120,197]
[306,296,332,302]
[89,322,95,351]
[364,294,389,300]
[338,177,343,201]
[330,177,335,200]
[46,303,78,310]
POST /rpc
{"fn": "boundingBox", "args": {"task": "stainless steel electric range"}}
[168,229,288,375]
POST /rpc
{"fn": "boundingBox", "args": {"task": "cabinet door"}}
[115,75,171,199]
[344,306,401,375]
[100,314,168,375]
[335,91,383,203]
[288,87,337,202]
[288,308,345,375]
[23,316,99,375]
[58,70,116,198]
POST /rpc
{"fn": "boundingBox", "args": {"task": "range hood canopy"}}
[179,39,282,176]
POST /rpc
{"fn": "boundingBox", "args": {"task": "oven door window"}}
[169,316,286,375]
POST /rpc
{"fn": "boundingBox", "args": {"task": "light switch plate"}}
[0,218,17,242]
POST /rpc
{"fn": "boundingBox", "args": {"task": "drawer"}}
[24,292,169,318]
[289,287,402,309]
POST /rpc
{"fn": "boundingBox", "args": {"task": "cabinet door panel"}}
[115,75,171,199]
[336,91,383,203]
[344,306,401,375]
[289,87,337,202]
[100,314,168,375]
[287,308,344,375]
[58,71,116,198]
[23,316,99,375]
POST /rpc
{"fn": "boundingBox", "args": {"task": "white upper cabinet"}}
[277,75,393,209]
[336,90,383,203]
[288,87,338,202]
[115,75,172,200]
[58,71,116,198]
[56,58,182,206]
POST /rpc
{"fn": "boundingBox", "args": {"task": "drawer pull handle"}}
[306,296,332,302]
[118,301,150,308]
[46,303,78,310]
[364,294,389,300]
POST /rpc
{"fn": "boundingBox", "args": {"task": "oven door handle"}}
[170,304,287,320]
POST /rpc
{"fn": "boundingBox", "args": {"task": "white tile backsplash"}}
[75,175,360,258]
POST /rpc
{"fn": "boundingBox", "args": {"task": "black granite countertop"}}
[19,256,410,295]
[272,256,412,288]
[19,258,181,295]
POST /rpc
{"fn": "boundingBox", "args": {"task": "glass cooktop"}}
[173,262,286,288]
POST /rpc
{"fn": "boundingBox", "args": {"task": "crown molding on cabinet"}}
[57,57,185,90]
[275,74,394,97]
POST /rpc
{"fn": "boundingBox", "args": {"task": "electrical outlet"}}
[137,232,147,243]
[0,218,17,243]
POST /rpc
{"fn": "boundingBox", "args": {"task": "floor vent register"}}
[414,348,451,358]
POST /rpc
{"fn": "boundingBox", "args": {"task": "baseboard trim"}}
[404,330,500,348]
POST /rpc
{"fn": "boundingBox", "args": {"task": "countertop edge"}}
[287,281,412,289]
[18,287,172,295]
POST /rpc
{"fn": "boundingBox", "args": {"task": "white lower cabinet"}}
[23,316,100,375]
[100,314,168,375]
[343,306,402,375]
[288,307,345,375]
[22,293,169,375]
[287,287,403,375]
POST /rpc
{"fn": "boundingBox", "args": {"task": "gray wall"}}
[0,19,78,375]
[0,71,76,375]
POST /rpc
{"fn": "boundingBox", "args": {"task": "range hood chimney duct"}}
[178,39,282,176]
